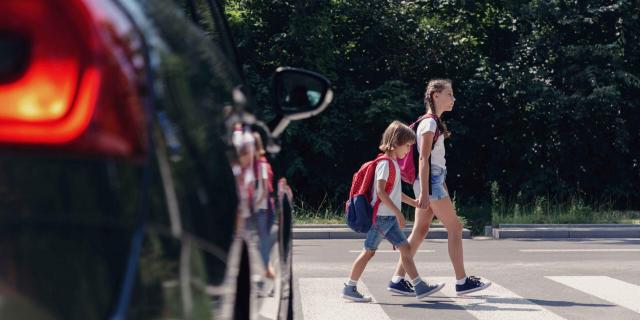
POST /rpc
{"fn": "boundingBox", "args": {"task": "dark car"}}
[0,0,331,319]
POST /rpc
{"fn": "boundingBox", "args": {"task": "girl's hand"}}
[418,193,430,209]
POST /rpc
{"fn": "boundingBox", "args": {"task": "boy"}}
[343,121,444,302]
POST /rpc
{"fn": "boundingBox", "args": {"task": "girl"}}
[342,121,444,302]
[387,79,491,296]
[253,132,276,280]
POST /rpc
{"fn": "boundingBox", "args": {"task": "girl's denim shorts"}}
[412,165,449,201]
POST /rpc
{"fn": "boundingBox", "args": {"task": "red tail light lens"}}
[0,0,147,159]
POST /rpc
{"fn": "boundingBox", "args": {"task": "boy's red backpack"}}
[397,114,441,192]
[345,154,396,233]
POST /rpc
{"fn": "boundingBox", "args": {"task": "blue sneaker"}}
[414,280,445,299]
[387,279,415,296]
[342,283,372,302]
[456,276,491,295]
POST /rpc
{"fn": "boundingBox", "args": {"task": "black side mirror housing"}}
[270,67,333,137]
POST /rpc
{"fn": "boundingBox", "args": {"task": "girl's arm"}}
[418,131,435,208]
[401,193,418,207]
[376,179,406,228]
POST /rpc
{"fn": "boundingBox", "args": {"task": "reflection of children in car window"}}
[289,86,312,109]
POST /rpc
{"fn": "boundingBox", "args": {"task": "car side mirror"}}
[270,67,333,137]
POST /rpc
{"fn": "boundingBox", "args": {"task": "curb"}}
[498,223,639,228]
[293,226,471,240]
[293,223,445,229]
[491,224,640,239]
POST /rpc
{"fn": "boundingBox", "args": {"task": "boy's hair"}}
[379,120,416,152]
[424,78,452,138]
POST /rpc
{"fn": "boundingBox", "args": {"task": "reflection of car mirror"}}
[271,67,333,137]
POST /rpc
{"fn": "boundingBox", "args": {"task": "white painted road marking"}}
[430,277,567,320]
[348,250,435,253]
[547,276,640,314]
[298,276,639,319]
[299,278,392,320]
[521,249,640,252]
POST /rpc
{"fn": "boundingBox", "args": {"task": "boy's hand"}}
[396,212,406,229]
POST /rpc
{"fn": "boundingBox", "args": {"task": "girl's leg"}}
[392,207,434,278]
[396,244,419,280]
[398,243,446,298]
[430,197,466,280]
[348,250,376,281]
[255,210,270,267]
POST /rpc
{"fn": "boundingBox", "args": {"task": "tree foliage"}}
[225,0,640,209]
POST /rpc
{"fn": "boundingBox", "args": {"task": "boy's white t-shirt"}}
[416,117,446,170]
[370,159,401,216]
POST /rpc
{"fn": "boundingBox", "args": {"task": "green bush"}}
[225,0,640,211]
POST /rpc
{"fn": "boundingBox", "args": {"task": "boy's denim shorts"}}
[364,216,408,251]
[412,165,449,201]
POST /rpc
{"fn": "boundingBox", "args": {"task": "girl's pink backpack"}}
[397,114,441,184]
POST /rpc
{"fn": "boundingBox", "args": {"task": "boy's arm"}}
[402,193,418,207]
[376,179,406,228]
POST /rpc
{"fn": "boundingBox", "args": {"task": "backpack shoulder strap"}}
[384,158,396,194]
[411,114,439,177]
[412,114,440,143]
[423,114,442,195]
[424,113,442,143]
[410,114,429,129]
[372,157,396,225]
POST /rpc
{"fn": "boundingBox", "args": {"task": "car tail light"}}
[0,0,147,160]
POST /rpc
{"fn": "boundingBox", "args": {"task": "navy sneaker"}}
[387,279,415,296]
[455,276,492,295]
[414,280,445,299]
[342,283,372,302]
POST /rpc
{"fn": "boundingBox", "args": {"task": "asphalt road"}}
[292,238,640,320]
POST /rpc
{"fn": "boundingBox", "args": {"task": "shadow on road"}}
[376,295,614,312]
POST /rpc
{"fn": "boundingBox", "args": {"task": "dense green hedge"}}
[224,0,640,209]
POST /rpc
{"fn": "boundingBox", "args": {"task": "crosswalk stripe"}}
[546,276,640,314]
[299,278,392,320]
[258,278,280,319]
[429,277,567,320]
[348,250,434,253]
[521,249,640,252]
[258,295,278,319]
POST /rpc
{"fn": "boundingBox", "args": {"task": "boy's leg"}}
[348,249,376,282]
[392,207,434,278]
[343,227,382,302]
[386,218,445,299]
[350,225,383,281]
